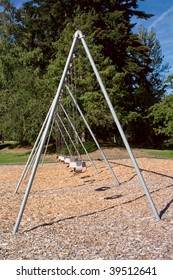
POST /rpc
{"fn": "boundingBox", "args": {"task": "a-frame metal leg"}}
[41,115,55,165]
[13,33,80,235]
[79,31,160,220]
[14,104,53,193]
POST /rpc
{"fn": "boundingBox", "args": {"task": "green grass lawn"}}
[0,145,173,164]
[0,148,56,164]
[143,149,173,159]
[0,150,31,164]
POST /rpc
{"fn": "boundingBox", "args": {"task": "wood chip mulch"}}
[0,158,173,260]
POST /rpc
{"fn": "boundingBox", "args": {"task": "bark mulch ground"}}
[0,157,173,259]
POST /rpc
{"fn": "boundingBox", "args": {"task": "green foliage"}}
[78,140,97,154]
[123,27,169,145]
[60,140,97,156]
[163,139,173,149]
[0,39,51,144]
[149,94,173,138]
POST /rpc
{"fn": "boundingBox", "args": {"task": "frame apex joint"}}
[73,30,85,39]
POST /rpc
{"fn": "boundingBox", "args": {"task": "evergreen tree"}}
[0,1,48,144]
[127,27,169,145]
[149,75,173,145]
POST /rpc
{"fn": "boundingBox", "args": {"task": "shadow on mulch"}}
[160,198,173,218]
[104,194,123,200]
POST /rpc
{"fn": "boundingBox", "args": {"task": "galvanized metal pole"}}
[14,104,52,193]
[13,32,80,235]
[60,103,98,173]
[21,103,56,182]
[41,116,55,165]
[55,119,72,156]
[56,113,81,158]
[24,134,43,180]
[79,31,160,220]
[65,84,120,186]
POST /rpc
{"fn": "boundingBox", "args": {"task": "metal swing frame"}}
[13,30,160,235]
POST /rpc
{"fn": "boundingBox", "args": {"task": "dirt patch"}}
[0,158,173,259]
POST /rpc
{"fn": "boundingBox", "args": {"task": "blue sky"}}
[133,0,173,76]
[12,0,173,76]
[11,0,25,8]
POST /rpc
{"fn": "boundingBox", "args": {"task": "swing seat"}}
[69,156,78,169]
[58,155,66,162]
[74,160,86,173]
[64,157,70,164]
[58,155,63,161]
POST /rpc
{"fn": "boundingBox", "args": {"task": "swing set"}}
[13,30,160,235]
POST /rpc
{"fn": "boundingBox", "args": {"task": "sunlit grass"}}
[0,149,56,164]
[143,149,173,159]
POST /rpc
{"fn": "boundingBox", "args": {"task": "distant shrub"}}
[58,140,97,155]
[163,139,173,149]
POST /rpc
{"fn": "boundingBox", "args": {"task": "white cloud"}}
[149,5,173,29]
